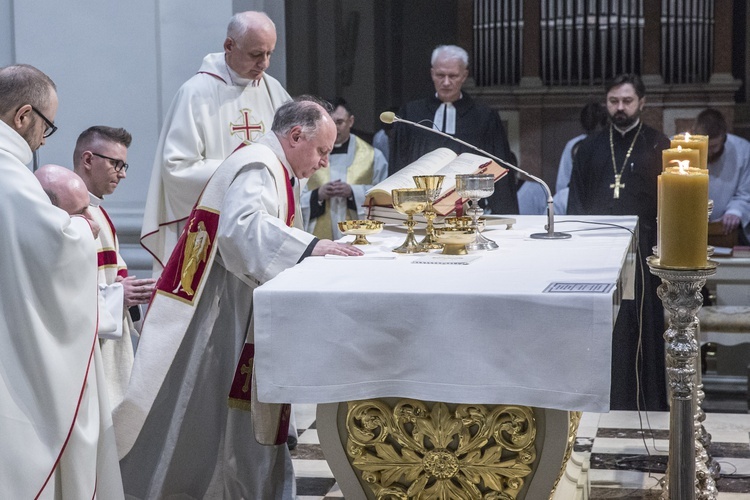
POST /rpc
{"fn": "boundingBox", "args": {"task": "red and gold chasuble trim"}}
[155,207,220,305]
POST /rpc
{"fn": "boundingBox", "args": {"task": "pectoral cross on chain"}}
[240,361,253,393]
[610,174,625,199]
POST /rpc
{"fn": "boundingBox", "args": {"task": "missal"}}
[364,148,509,220]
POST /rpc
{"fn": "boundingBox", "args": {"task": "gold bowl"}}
[444,216,485,232]
[338,219,384,245]
[434,227,475,255]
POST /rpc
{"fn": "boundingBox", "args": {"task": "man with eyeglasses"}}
[73,126,157,410]
[0,64,124,498]
[389,45,519,215]
[141,10,291,279]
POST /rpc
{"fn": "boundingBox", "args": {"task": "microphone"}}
[380,111,570,239]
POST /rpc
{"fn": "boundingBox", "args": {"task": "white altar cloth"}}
[254,215,637,413]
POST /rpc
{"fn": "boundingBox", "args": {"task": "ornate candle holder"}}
[391,188,428,254]
[455,174,498,251]
[338,220,384,245]
[647,256,718,500]
[413,175,445,250]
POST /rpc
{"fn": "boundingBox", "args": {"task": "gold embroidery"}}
[173,220,210,296]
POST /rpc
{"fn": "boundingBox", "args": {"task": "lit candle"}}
[658,160,709,268]
[661,146,700,172]
[671,133,709,169]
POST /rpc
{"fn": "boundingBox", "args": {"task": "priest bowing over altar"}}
[113,97,362,499]
[568,74,671,411]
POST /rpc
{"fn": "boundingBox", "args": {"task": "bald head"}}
[224,11,277,81]
[35,164,90,216]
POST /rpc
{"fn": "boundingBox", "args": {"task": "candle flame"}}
[670,159,690,173]
[677,145,682,152]
[684,132,691,140]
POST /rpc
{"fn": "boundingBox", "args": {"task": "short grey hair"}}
[227,11,275,40]
[431,45,469,68]
[272,95,333,138]
[0,64,56,117]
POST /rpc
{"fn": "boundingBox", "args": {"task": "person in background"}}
[390,44,518,215]
[692,108,750,245]
[141,10,291,278]
[302,97,388,239]
[568,73,670,411]
[73,126,156,408]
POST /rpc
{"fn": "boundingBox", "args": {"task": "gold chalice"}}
[338,220,384,245]
[391,188,428,254]
[455,173,498,251]
[413,175,445,250]
[434,227,476,255]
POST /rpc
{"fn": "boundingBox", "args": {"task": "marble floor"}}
[289,404,750,499]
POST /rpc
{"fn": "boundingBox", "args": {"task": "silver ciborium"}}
[413,175,445,250]
[391,188,428,254]
[455,174,498,251]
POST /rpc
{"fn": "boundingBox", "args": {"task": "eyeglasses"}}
[91,152,129,172]
[30,105,58,138]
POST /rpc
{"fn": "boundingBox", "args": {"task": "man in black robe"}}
[389,45,518,214]
[568,74,670,411]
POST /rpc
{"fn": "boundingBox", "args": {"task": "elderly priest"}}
[114,97,362,499]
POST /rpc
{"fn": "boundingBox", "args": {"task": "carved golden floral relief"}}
[345,399,537,499]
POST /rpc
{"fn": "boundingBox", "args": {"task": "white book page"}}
[366,148,457,196]
[434,153,490,192]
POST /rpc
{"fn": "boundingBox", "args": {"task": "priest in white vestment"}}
[115,98,362,499]
[141,11,292,277]
[0,64,123,499]
[73,126,156,408]
[302,97,388,240]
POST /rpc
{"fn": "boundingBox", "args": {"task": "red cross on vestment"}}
[230,108,264,141]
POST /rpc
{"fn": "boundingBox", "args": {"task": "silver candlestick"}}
[647,256,718,500]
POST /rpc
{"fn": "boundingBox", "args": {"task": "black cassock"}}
[390,94,519,215]
[569,123,671,411]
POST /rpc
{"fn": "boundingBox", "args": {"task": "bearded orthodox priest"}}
[568,74,670,411]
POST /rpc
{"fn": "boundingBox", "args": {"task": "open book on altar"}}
[363,148,509,221]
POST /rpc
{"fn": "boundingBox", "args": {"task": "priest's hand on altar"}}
[117,275,157,307]
[311,240,364,257]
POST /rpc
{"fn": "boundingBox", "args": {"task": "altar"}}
[254,215,637,499]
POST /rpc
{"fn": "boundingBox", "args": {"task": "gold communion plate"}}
[338,220,384,245]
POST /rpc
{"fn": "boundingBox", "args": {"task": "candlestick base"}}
[647,256,718,500]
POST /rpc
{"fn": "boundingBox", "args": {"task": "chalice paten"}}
[455,173,498,251]
[338,220,384,245]
[413,175,445,249]
[391,188,428,254]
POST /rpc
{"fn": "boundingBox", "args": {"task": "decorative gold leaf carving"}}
[346,400,537,499]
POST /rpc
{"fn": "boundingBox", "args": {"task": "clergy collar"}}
[258,132,296,182]
[613,119,641,137]
[332,138,350,155]
[434,92,463,104]
[224,58,260,87]
[0,119,33,166]
[88,192,103,207]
